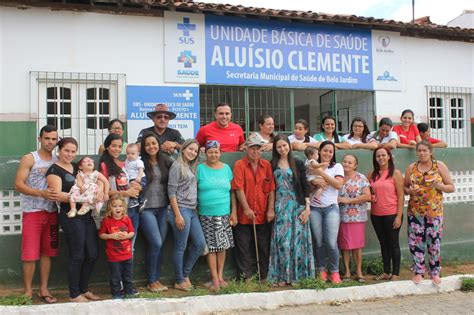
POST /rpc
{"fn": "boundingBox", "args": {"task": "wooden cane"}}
[252,215,261,281]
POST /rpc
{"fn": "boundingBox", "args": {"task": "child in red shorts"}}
[98,195,138,299]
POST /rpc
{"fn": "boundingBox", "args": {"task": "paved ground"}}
[237,291,474,314]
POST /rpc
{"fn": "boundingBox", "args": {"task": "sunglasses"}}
[155,115,170,120]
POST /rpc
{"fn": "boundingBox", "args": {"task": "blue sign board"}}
[205,15,373,90]
[127,86,200,139]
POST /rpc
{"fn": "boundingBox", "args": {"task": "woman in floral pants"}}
[404,141,455,285]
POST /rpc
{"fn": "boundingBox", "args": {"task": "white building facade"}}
[1,1,473,155]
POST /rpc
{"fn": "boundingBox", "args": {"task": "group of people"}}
[15,102,454,303]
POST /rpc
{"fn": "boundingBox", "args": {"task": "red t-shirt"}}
[196,121,245,152]
[98,216,134,262]
[231,157,275,225]
[428,137,441,144]
[392,124,419,144]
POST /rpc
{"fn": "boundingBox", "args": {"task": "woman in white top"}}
[250,115,275,152]
[367,118,399,150]
[314,116,351,150]
[308,140,344,284]
[343,117,378,150]
[289,119,320,151]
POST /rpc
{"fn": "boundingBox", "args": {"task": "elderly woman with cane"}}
[232,135,275,281]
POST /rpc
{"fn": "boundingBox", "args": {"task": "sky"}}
[198,0,473,25]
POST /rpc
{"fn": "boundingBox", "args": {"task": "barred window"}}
[200,85,374,137]
[426,86,472,148]
[31,72,126,154]
[46,87,72,130]
[429,97,443,129]
[87,87,110,130]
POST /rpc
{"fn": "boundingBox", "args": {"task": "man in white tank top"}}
[14,125,59,303]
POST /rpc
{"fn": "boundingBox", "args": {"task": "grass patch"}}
[362,257,384,275]
[327,280,364,288]
[294,277,364,290]
[0,295,33,306]
[138,291,163,299]
[189,288,210,296]
[219,277,270,295]
[461,277,474,291]
[294,277,326,290]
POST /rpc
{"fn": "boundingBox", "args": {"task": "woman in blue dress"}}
[268,134,314,286]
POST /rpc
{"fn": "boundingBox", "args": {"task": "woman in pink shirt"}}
[393,109,422,149]
[368,147,404,281]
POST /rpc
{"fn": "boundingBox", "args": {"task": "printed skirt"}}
[199,214,234,252]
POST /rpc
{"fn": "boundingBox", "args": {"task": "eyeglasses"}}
[155,115,170,120]
[353,124,365,128]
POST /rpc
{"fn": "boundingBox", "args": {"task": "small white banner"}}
[164,11,206,83]
[372,30,402,91]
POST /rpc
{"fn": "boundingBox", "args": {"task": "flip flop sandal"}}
[412,274,423,285]
[355,277,366,283]
[374,273,391,281]
[431,275,442,286]
[37,294,57,304]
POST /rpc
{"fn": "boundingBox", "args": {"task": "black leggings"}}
[59,211,99,298]
[370,214,401,276]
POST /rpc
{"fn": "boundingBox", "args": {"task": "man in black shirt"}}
[136,104,185,154]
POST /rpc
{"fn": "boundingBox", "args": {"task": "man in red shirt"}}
[231,135,275,281]
[196,103,245,152]
[417,123,448,148]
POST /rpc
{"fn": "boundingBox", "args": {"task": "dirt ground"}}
[2,263,474,305]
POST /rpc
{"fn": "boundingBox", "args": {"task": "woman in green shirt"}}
[196,140,237,292]
[314,116,351,150]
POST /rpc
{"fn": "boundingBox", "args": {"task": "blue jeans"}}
[139,206,169,284]
[109,259,133,298]
[169,207,206,284]
[128,207,139,250]
[309,204,340,273]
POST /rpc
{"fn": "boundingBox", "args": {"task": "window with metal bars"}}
[30,71,126,154]
[86,87,110,130]
[199,85,294,136]
[426,86,473,148]
[46,87,72,129]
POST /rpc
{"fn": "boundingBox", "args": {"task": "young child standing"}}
[288,119,320,151]
[69,156,109,218]
[99,195,138,299]
[304,146,328,205]
[124,144,147,210]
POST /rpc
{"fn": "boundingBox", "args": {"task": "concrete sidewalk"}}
[1,274,472,315]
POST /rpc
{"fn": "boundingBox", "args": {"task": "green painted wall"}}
[1,149,473,287]
[0,121,37,156]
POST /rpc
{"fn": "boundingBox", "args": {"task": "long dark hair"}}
[99,133,123,176]
[140,132,172,185]
[318,140,337,168]
[295,119,311,143]
[371,147,395,182]
[321,116,340,143]
[349,117,370,143]
[271,134,301,191]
